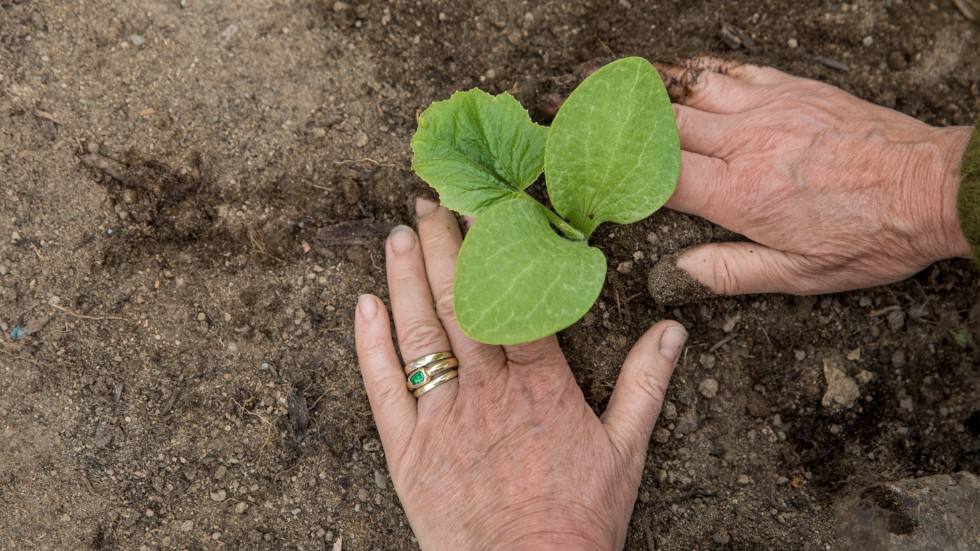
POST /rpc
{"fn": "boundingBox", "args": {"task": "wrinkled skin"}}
[354,199,686,550]
[658,57,973,296]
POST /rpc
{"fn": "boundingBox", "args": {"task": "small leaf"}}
[455,199,606,344]
[546,57,680,237]
[411,89,548,217]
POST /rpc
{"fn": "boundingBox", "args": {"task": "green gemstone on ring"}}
[409,371,425,386]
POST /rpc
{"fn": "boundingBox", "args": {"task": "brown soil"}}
[1,1,977,549]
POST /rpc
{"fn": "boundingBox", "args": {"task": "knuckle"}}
[388,261,425,285]
[370,378,409,406]
[711,252,740,296]
[356,331,390,358]
[398,317,446,350]
[634,369,670,408]
[433,291,457,321]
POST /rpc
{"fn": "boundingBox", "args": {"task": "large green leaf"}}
[455,199,606,345]
[411,89,548,217]
[546,57,680,237]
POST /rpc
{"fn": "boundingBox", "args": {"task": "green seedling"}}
[411,57,680,344]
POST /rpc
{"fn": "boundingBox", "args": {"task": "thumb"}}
[601,321,687,464]
[675,241,813,296]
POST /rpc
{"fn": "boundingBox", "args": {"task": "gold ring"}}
[404,351,454,374]
[413,369,459,398]
[406,358,460,390]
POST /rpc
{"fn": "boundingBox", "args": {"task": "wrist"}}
[907,125,973,262]
[420,501,624,551]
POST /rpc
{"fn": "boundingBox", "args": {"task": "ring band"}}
[404,351,454,374]
[406,357,460,390]
[413,369,459,398]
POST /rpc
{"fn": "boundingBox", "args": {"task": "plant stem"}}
[519,193,585,241]
[541,207,585,241]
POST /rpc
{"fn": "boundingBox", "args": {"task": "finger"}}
[674,104,736,158]
[414,199,506,378]
[682,56,793,85]
[355,294,416,457]
[656,62,769,114]
[601,321,687,464]
[386,225,454,366]
[666,151,741,230]
[676,242,815,295]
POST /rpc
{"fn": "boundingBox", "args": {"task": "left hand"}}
[654,57,973,297]
[354,198,687,550]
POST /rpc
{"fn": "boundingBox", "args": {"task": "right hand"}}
[656,57,973,296]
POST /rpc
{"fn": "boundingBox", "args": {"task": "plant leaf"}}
[546,57,680,237]
[411,89,548,217]
[455,199,606,344]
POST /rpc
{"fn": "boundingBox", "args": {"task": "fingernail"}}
[357,294,378,320]
[389,225,416,254]
[659,326,688,364]
[415,197,438,217]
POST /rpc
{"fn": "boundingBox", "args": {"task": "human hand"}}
[354,198,687,550]
[654,57,973,297]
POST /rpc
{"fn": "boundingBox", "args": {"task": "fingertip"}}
[357,293,379,321]
[354,294,392,354]
[657,324,688,365]
[631,320,687,367]
[415,197,438,218]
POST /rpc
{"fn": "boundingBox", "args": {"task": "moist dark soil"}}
[1,1,977,549]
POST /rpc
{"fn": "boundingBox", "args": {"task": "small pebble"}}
[862,35,873,47]
[787,38,798,49]
[226,342,239,354]
[888,51,907,71]
[374,470,388,490]
[235,502,249,514]
[129,34,146,46]
[181,520,194,532]
[616,260,633,274]
[210,489,227,501]
[736,474,751,485]
[699,378,719,399]
[722,315,739,333]
[652,427,671,444]
[887,309,906,332]
[674,416,698,435]
[332,1,349,12]
[86,141,100,154]
[712,528,731,545]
